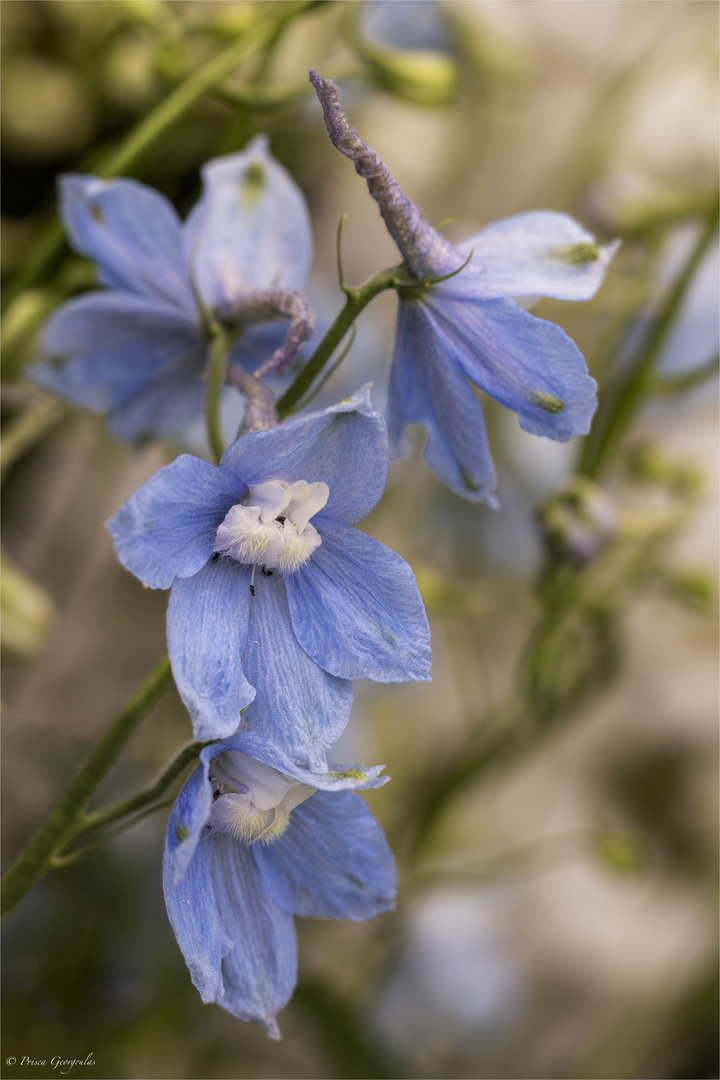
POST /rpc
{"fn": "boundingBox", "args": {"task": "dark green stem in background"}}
[1,0,318,315]
[580,201,719,478]
[1,656,173,915]
[277,265,404,418]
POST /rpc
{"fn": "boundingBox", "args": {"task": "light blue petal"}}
[163,840,231,1005]
[211,731,389,792]
[388,300,498,503]
[28,292,207,440]
[287,520,431,682]
[209,832,296,1038]
[240,574,352,772]
[166,759,213,881]
[59,174,195,310]
[168,558,256,740]
[163,772,231,1004]
[457,211,619,301]
[107,455,246,589]
[220,386,388,524]
[256,790,396,921]
[183,135,312,315]
[427,287,597,440]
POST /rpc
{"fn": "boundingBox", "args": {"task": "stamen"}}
[214,477,330,574]
[207,752,316,846]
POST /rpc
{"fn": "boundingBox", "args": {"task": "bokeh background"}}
[2,2,718,1078]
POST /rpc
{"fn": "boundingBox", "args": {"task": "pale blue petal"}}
[59,174,195,309]
[168,558,255,740]
[106,455,246,589]
[28,292,207,440]
[163,839,231,1005]
[240,574,352,772]
[220,386,388,524]
[215,731,389,792]
[108,368,207,441]
[256,790,396,921]
[388,300,498,503]
[428,287,597,440]
[208,832,296,1038]
[457,211,619,301]
[163,772,231,1004]
[183,136,312,315]
[165,759,213,881]
[287,520,431,682]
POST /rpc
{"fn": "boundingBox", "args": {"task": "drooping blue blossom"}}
[311,73,619,504]
[164,731,395,1038]
[28,136,313,441]
[107,388,431,768]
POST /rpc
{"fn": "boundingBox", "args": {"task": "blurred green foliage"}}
[2,2,718,1078]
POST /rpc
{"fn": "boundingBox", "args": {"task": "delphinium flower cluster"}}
[14,73,617,1037]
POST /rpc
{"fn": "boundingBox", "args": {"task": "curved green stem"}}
[205,329,230,464]
[277,265,404,418]
[580,201,719,478]
[1,655,173,915]
[78,740,210,837]
[1,0,318,314]
[648,353,719,395]
[51,798,177,869]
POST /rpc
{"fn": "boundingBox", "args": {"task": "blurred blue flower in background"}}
[28,136,313,440]
[107,389,431,766]
[164,731,395,1038]
[311,73,618,504]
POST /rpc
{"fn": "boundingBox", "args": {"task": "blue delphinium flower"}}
[107,388,431,768]
[164,731,395,1038]
[311,73,619,504]
[29,136,313,441]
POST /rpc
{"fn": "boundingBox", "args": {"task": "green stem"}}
[1,655,173,916]
[205,329,230,464]
[648,353,719,395]
[52,798,177,868]
[277,265,403,418]
[0,397,66,483]
[78,740,210,837]
[580,202,719,478]
[1,0,317,315]
[214,65,365,111]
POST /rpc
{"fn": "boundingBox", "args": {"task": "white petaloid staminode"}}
[208,751,316,845]
[213,479,330,574]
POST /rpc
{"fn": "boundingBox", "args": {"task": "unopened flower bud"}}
[538,478,617,566]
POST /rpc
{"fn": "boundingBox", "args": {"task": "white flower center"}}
[213,478,329,574]
[208,751,316,845]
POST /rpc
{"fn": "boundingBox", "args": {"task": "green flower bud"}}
[592,829,644,874]
[343,4,458,106]
[538,478,617,566]
[1,551,56,658]
[365,48,458,106]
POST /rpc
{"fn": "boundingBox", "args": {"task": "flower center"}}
[213,478,329,574]
[207,751,316,846]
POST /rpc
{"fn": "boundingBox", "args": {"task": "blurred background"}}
[2,2,718,1078]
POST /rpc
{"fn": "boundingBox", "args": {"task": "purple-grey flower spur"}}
[107,388,431,769]
[29,136,313,441]
[310,72,619,504]
[164,732,395,1038]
